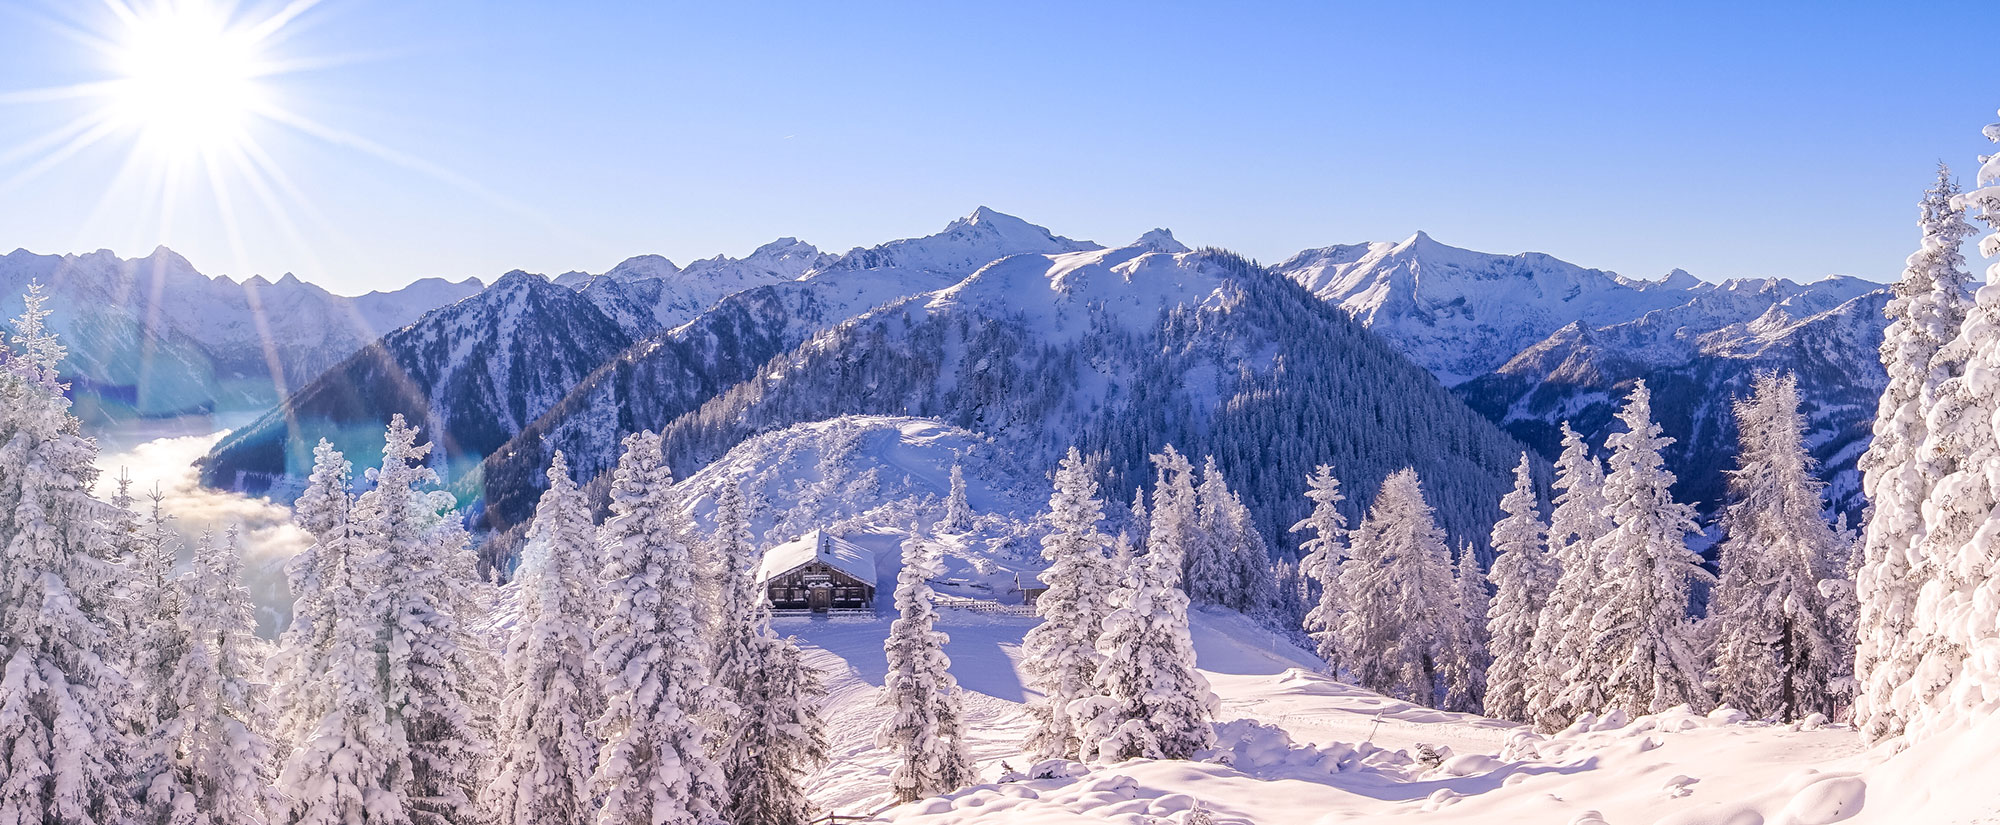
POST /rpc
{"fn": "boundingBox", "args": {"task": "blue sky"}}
[0,0,1991,293]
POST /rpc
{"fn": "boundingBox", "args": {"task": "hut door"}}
[808,585,833,611]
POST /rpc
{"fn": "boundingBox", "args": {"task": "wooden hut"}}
[757,529,878,611]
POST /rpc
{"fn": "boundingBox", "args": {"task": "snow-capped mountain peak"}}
[821,207,1103,277]
[1134,227,1190,254]
[601,253,681,282]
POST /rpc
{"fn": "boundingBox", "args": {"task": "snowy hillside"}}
[198,271,632,492]
[776,592,1991,823]
[0,246,480,421]
[675,415,1052,600]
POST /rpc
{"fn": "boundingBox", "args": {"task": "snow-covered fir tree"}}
[1712,373,1848,721]
[590,430,728,825]
[353,414,492,825]
[1187,456,1239,608]
[1293,464,1350,673]
[1023,447,1115,760]
[1483,454,1556,724]
[1447,544,1490,714]
[1588,381,1712,716]
[128,485,192,819]
[1527,423,1615,731]
[0,284,132,824]
[275,441,404,825]
[940,459,974,533]
[710,483,827,825]
[270,439,351,754]
[1072,446,1217,761]
[1340,468,1472,709]
[157,526,280,825]
[877,523,976,802]
[486,452,601,825]
[1223,488,1277,617]
[1896,113,2000,742]
[1855,163,1979,740]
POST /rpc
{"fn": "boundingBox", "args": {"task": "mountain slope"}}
[578,237,834,335]
[468,211,1123,531]
[0,246,481,421]
[642,242,1534,547]
[1276,232,1694,385]
[197,271,632,492]
[1456,288,1890,519]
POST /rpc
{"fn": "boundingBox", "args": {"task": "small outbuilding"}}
[757,529,878,611]
[1018,571,1048,606]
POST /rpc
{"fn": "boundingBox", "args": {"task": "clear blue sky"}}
[0,0,1991,293]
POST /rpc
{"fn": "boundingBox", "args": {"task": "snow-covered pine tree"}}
[1188,456,1239,608]
[1024,447,1115,760]
[1072,446,1217,761]
[1855,163,1979,740]
[710,483,828,825]
[271,439,351,754]
[1587,381,1712,716]
[1901,114,2000,742]
[1293,464,1350,673]
[725,630,826,825]
[131,491,194,824]
[157,526,281,825]
[486,452,600,825]
[1339,468,1468,708]
[940,459,974,534]
[1447,544,1491,713]
[1483,453,1556,724]
[0,283,132,824]
[1712,373,1847,721]
[589,430,728,825]
[352,414,491,825]
[1527,423,1615,731]
[275,440,404,825]
[877,524,975,802]
[1224,489,1277,617]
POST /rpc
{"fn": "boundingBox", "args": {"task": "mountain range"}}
[50,207,1886,555]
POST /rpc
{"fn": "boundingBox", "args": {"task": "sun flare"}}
[106,1,271,157]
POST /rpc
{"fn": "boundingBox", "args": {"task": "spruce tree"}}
[940,460,974,533]
[1340,468,1468,708]
[0,284,132,824]
[354,415,492,825]
[1900,115,2000,742]
[271,440,351,754]
[1024,447,1115,760]
[276,442,403,825]
[1588,381,1712,716]
[160,527,280,825]
[1072,446,1217,761]
[1293,464,1350,673]
[1712,374,1846,721]
[711,484,827,825]
[1526,423,1615,731]
[1484,454,1556,724]
[1855,164,1978,740]
[877,524,975,802]
[590,431,728,825]
[486,452,601,825]
[1188,456,1238,608]
[1447,544,1490,713]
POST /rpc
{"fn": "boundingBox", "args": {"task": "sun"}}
[105,1,273,158]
